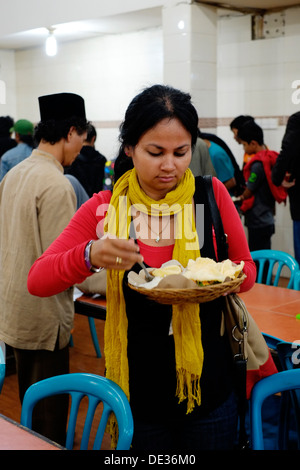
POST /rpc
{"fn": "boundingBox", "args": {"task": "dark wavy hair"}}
[230,115,254,130]
[34,116,89,145]
[114,84,199,182]
[238,120,264,146]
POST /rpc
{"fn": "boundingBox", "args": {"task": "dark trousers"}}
[247,224,275,252]
[248,224,275,284]
[13,343,69,446]
[131,391,238,451]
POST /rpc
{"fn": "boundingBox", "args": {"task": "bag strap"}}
[203,175,228,261]
[203,175,249,449]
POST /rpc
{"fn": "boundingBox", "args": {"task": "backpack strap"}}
[202,175,229,261]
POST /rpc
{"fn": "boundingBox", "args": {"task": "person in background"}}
[65,174,89,209]
[0,119,35,181]
[200,130,245,197]
[237,120,286,252]
[65,123,107,197]
[189,135,216,177]
[28,84,256,451]
[230,115,254,166]
[272,111,300,265]
[200,134,236,192]
[0,116,17,158]
[0,92,88,446]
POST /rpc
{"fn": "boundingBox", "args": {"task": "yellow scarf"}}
[104,168,203,442]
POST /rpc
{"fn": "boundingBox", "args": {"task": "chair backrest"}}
[0,342,5,393]
[277,341,300,449]
[250,369,300,450]
[294,270,300,290]
[262,333,282,350]
[20,373,133,450]
[250,249,299,288]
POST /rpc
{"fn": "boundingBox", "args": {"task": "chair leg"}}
[88,317,102,358]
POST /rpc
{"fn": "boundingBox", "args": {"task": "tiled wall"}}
[216,7,300,259]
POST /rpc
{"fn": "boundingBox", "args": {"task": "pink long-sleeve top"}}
[27,177,256,296]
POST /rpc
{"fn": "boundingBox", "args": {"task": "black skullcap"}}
[38,92,86,121]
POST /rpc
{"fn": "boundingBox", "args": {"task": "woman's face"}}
[125,118,192,200]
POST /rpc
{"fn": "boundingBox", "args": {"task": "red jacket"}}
[241,150,287,212]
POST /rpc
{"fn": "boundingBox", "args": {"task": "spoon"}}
[138,261,155,282]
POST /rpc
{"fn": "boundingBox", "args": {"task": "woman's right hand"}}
[90,236,144,271]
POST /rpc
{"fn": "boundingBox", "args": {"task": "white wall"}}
[0,50,17,115]
[216,7,300,261]
[13,27,163,160]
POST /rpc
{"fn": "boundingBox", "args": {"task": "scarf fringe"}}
[176,369,201,414]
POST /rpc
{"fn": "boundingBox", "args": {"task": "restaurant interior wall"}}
[215,6,300,262]
[0,3,299,262]
[12,27,163,160]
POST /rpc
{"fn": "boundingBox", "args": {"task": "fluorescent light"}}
[45,30,57,56]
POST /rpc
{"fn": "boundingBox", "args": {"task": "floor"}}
[0,313,110,450]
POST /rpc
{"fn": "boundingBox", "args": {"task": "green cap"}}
[10,119,34,135]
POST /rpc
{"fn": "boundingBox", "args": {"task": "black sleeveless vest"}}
[122,176,234,423]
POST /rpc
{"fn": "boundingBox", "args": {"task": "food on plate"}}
[151,264,182,278]
[183,257,244,286]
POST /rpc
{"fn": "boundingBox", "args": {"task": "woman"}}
[28,85,256,450]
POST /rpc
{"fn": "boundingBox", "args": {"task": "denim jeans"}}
[131,391,238,451]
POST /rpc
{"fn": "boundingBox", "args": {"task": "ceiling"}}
[0,7,163,51]
[0,1,299,51]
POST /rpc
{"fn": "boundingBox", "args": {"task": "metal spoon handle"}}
[138,262,154,281]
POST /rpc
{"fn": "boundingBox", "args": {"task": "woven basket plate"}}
[129,273,246,304]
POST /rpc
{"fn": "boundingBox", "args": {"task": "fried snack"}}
[151,264,182,278]
[183,257,244,285]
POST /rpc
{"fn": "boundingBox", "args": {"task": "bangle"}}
[84,240,102,273]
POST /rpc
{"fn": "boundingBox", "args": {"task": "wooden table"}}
[74,283,300,344]
[0,414,62,450]
[239,283,300,343]
[74,294,106,320]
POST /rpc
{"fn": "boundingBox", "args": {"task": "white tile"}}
[191,33,217,62]
[218,14,252,44]
[190,62,216,91]
[163,33,191,62]
[191,90,217,118]
[163,61,191,91]
[162,3,191,35]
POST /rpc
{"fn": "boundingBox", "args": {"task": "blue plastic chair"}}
[20,373,133,450]
[276,341,300,449]
[0,342,5,394]
[250,249,299,288]
[293,270,300,290]
[262,333,282,350]
[259,336,300,449]
[250,370,300,450]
